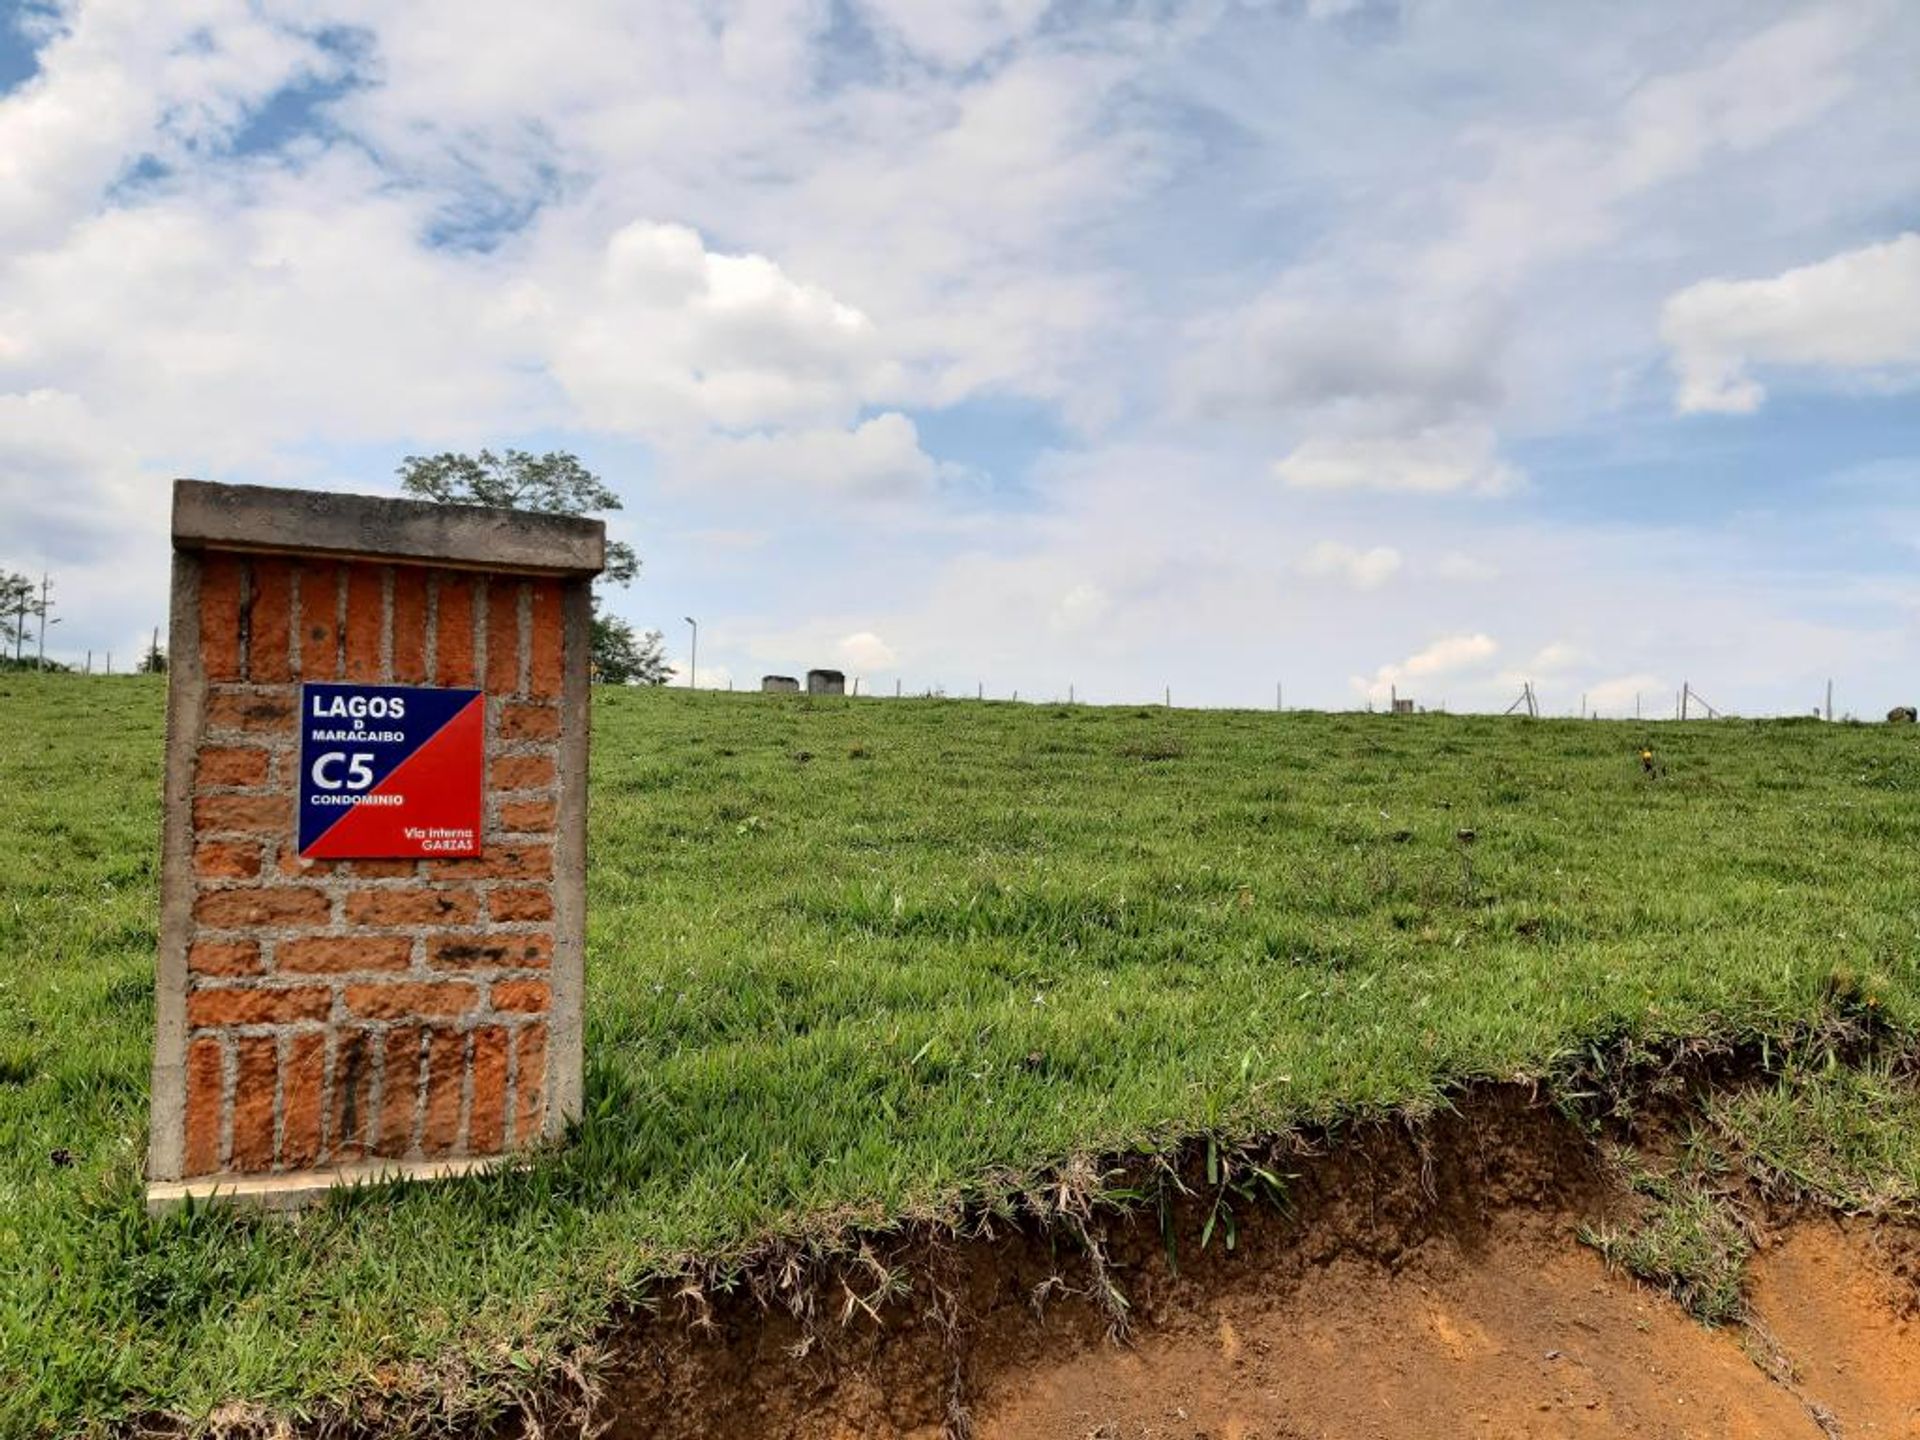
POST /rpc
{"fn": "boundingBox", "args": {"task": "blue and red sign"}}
[297,683,485,859]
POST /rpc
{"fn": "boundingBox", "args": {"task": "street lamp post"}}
[35,574,58,671]
[684,616,697,691]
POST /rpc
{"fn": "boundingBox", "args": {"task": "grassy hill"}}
[3,674,1919,1433]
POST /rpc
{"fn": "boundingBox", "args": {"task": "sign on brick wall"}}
[146,481,603,1211]
[298,683,485,858]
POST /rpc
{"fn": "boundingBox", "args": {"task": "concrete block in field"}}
[761,675,800,693]
[806,669,846,695]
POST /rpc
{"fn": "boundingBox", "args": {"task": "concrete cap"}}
[173,479,606,577]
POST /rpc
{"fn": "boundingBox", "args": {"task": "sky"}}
[2,0,1918,716]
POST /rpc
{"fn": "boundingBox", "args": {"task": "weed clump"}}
[1581,1150,1750,1326]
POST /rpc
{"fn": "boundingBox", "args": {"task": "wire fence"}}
[8,639,1901,725]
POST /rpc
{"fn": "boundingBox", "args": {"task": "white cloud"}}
[1179,290,1506,435]
[0,194,915,463]
[1661,232,1920,413]
[0,388,165,560]
[670,413,947,498]
[1274,425,1522,496]
[1528,640,1588,674]
[0,160,538,460]
[838,630,898,672]
[1422,8,1872,294]
[1434,552,1499,583]
[1402,633,1499,678]
[1048,582,1111,633]
[1298,541,1402,591]
[665,654,730,691]
[0,2,348,250]
[2,0,1918,717]
[539,221,902,435]
[854,0,1050,69]
[0,388,174,660]
[1352,632,1499,705]
[1585,673,1667,716]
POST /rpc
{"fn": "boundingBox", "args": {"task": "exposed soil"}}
[595,1088,1920,1439]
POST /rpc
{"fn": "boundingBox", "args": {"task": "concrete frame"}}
[172,480,605,575]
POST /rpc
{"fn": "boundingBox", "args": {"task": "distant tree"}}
[138,638,168,674]
[0,572,48,668]
[396,450,649,681]
[592,616,674,686]
[1,571,40,663]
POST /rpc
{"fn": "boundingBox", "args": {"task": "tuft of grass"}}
[1581,1060,1920,1328]
[8,676,1920,1431]
[1581,1140,1751,1326]
[1709,1063,1920,1213]
[1115,734,1185,761]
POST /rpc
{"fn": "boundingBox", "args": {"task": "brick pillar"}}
[147,481,603,1209]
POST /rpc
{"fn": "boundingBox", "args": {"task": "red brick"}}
[280,854,412,881]
[247,559,292,683]
[490,754,554,791]
[276,848,327,879]
[528,581,564,699]
[499,798,557,834]
[205,687,295,733]
[421,1029,465,1155]
[296,562,341,680]
[468,1026,510,1153]
[498,701,560,742]
[427,844,552,881]
[429,932,552,970]
[390,567,429,683]
[435,574,478,686]
[343,980,479,1021]
[491,977,550,1014]
[486,579,522,694]
[328,1029,376,1161]
[187,984,333,1027]
[183,1036,226,1175]
[276,935,412,974]
[197,747,271,791]
[194,840,262,881]
[351,859,419,879]
[230,1035,278,1171]
[193,886,330,930]
[193,792,289,834]
[189,939,261,977]
[488,887,553,923]
[342,563,387,682]
[344,887,478,927]
[513,1022,547,1144]
[201,554,245,682]
[378,1026,422,1153]
[279,1031,327,1168]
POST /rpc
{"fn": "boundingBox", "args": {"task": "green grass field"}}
[4,674,1919,1434]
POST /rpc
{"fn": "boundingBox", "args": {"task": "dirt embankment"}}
[597,1090,1920,1439]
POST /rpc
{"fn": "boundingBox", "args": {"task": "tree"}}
[0,572,32,657]
[397,450,637,584]
[139,638,168,674]
[591,616,674,686]
[396,450,653,681]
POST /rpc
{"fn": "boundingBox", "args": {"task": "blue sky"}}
[3,0,1918,714]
